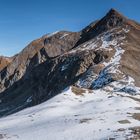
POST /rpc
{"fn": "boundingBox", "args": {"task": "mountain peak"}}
[100,8,127,28]
[108,8,121,14]
[82,9,126,33]
[106,8,126,20]
[76,9,128,46]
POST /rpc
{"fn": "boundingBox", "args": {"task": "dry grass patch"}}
[71,86,86,96]
[132,113,140,121]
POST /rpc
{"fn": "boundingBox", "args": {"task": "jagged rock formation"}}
[0,56,12,71]
[0,9,140,116]
[75,8,128,46]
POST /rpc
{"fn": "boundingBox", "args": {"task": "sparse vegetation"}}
[71,86,86,95]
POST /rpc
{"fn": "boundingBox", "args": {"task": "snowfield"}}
[0,87,140,140]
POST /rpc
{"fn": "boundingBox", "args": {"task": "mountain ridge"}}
[0,9,140,117]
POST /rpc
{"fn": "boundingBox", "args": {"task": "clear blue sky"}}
[0,0,140,56]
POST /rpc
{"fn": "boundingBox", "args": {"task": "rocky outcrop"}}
[0,56,12,71]
[75,8,135,47]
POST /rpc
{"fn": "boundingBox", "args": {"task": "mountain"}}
[0,31,80,92]
[0,9,140,139]
[0,9,140,114]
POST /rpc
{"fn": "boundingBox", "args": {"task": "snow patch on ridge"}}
[60,33,69,39]
[109,75,140,95]
[101,33,117,49]
[47,31,59,37]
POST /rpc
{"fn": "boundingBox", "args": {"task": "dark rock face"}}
[0,9,140,116]
[0,31,80,92]
[0,50,97,116]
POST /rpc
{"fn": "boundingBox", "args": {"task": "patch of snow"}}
[101,33,117,49]
[47,31,59,38]
[26,96,32,103]
[61,64,69,71]
[102,74,140,95]
[69,39,98,54]
[122,28,130,33]
[102,32,125,67]
[60,33,69,39]
[76,67,97,88]
[91,66,115,89]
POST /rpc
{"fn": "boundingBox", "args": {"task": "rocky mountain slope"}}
[0,31,80,92]
[0,56,12,71]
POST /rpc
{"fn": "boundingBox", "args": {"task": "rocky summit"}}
[0,9,140,139]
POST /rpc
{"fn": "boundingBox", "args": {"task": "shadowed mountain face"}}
[0,9,140,116]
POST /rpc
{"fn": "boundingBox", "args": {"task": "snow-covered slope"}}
[0,87,140,140]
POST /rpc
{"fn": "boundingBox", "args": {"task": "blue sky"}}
[0,0,140,56]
